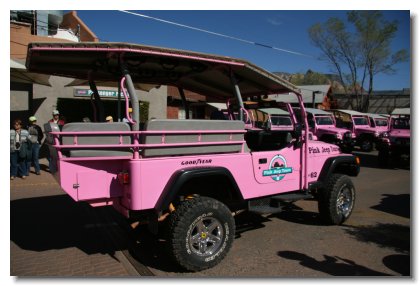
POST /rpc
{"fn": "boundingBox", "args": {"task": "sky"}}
[74,10,411,91]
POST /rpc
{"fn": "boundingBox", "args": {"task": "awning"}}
[10,58,51,86]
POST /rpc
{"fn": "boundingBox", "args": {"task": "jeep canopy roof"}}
[391,108,410,116]
[258,108,290,115]
[26,42,300,100]
[334,109,367,116]
[365,113,388,119]
[305,108,332,115]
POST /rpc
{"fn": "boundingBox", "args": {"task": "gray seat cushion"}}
[61,122,132,157]
[141,119,245,157]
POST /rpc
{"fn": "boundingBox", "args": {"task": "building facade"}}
[10,10,168,129]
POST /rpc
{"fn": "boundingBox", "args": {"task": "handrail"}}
[51,130,246,135]
[120,77,135,124]
[53,141,245,150]
[51,129,246,150]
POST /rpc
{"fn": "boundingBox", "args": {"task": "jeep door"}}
[249,136,301,193]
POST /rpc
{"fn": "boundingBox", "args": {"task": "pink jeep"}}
[332,110,380,152]
[27,42,360,272]
[305,108,355,153]
[377,108,410,167]
[366,113,389,134]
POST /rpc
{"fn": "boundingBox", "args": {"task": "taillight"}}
[118,171,130,184]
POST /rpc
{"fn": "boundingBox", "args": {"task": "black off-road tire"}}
[378,149,389,168]
[318,174,356,225]
[167,196,235,272]
[360,138,373,152]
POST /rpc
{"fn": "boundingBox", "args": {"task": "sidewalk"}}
[10,159,139,277]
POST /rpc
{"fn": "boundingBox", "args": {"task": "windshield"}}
[393,118,410,129]
[375,119,388,127]
[315,116,334,125]
[271,116,292,126]
[353,117,369,125]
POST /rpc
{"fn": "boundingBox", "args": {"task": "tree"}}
[308,11,408,112]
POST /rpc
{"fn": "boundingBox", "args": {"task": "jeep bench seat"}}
[61,122,133,157]
[141,119,246,157]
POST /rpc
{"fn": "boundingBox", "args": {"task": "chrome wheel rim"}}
[188,216,224,256]
[336,185,353,217]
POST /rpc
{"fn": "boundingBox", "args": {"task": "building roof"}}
[269,84,331,104]
[305,108,332,115]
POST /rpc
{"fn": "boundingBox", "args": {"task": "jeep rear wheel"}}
[318,174,355,225]
[168,196,235,272]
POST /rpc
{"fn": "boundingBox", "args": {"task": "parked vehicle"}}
[27,42,360,272]
[258,107,294,131]
[366,113,389,134]
[332,109,380,152]
[377,108,410,167]
[305,108,355,153]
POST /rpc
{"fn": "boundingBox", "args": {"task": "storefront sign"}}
[74,89,126,98]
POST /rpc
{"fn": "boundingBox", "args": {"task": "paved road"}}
[10,153,411,277]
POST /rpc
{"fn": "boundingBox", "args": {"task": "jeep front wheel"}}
[360,138,373,152]
[168,196,235,272]
[318,174,355,225]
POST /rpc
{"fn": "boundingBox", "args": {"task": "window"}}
[375,119,388,127]
[315,116,334,125]
[353,117,369,125]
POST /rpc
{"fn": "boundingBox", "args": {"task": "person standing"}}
[49,110,65,128]
[10,119,30,179]
[46,110,65,172]
[122,107,133,123]
[27,116,44,175]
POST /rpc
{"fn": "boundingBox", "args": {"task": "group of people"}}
[10,108,134,180]
[10,110,64,180]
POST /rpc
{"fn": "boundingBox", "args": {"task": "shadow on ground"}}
[382,254,411,276]
[343,223,410,253]
[272,209,324,226]
[371,194,410,218]
[277,250,390,276]
[11,195,122,258]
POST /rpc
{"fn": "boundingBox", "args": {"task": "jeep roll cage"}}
[26,41,312,187]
